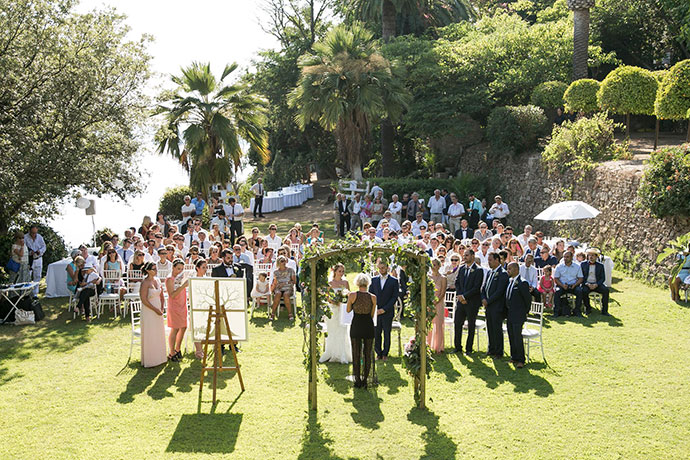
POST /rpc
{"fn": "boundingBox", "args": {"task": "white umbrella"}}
[534,200,600,221]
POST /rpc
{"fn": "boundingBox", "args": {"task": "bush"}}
[364,174,492,204]
[541,112,629,178]
[530,81,568,109]
[486,105,549,154]
[597,66,658,116]
[655,59,690,121]
[159,185,193,221]
[563,78,601,113]
[638,144,690,218]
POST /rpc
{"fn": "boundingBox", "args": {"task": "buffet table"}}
[45,257,73,298]
[249,184,313,214]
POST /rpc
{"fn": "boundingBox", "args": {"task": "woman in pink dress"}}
[139,262,167,368]
[427,258,447,353]
[165,259,189,362]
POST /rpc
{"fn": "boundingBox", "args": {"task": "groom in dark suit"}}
[505,262,531,368]
[481,253,509,358]
[369,258,399,361]
[454,249,484,354]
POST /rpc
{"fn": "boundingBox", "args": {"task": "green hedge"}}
[638,144,690,218]
[486,105,549,154]
[564,78,601,113]
[364,174,492,203]
[597,65,658,116]
[655,59,690,121]
[530,81,568,109]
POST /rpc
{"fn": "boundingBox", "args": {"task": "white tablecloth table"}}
[303,184,314,199]
[282,190,303,208]
[250,195,285,214]
[45,258,73,298]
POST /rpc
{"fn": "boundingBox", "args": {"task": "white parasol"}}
[534,200,600,221]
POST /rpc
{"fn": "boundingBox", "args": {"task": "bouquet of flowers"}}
[326,288,349,305]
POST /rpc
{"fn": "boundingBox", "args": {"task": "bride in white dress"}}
[319,263,352,364]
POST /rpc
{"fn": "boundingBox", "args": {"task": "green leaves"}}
[530,81,568,110]
[638,144,690,218]
[597,65,658,116]
[563,78,600,113]
[486,105,549,154]
[655,59,690,121]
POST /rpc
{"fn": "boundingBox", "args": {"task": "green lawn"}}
[1,272,689,459]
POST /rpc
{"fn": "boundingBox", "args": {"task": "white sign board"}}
[188,277,249,342]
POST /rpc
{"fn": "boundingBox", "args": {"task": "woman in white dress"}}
[320,263,352,364]
[139,262,167,368]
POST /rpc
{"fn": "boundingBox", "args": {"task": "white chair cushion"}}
[522,328,540,338]
[463,320,486,329]
[391,321,402,330]
[133,327,140,337]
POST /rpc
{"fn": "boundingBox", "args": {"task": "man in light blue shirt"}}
[190,192,206,216]
[553,251,584,317]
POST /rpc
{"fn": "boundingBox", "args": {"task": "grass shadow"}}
[376,357,408,395]
[345,388,384,429]
[298,412,351,460]
[431,352,462,383]
[271,317,296,332]
[174,359,203,393]
[117,362,165,404]
[166,413,242,454]
[323,362,352,394]
[459,353,554,397]
[147,363,182,400]
[407,407,457,460]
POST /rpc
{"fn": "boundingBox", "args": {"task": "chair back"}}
[291,243,301,260]
[184,264,196,272]
[445,302,455,322]
[526,301,544,333]
[157,268,171,280]
[536,267,544,281]
[393,298,403,322]
[102,270,121,285]
[444,290,456,306]
[129,300,142,330]
[255,263,273,274]
[207,263,221,272]
[125,270,143,293]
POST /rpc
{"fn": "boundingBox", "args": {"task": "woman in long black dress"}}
[346,273,377,389]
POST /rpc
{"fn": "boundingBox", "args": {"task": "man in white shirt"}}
[183,224,198,248]
[519,254,540,301]
[79,245,99,269]
[376,211,401,233]
[489,195,510,225]
[24,225,46,296]
[370,183,383,199]
[197,231,211,257]
[250,177,265,218]
[517,225,533,250]
[180,195,195,229]
[211,210,229,237]
[362,227,383,243]
[348,193,362,231]
[447,194,466,235]
[427,189,446,224]
[226,197,244,245]
[156,248,172,274]
[388,194,403,224]
[410,212,428,237]
[117,238,135,266]
[144,240,160,263]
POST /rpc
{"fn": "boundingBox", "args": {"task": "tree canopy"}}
[0,0,151,232]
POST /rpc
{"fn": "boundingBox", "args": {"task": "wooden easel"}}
[199,280,245,403]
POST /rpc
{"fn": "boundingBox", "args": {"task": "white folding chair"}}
[128,300,142,361]
[444,291,456,343]
[522,301,545,362]
[391,298,404,356]
[291,243,301,262]
[463,306,486,351]
[122,270,143,317]
[99,269,122,318]
[536,267,544,281]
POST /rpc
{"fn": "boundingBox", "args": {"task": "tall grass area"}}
[0,272,688,459]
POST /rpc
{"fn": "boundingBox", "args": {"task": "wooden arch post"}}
[303,246,429,411]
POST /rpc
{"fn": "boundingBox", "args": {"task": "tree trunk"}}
[380,0,397,177]
[350,160,363,181]
[572,8,591,80]
[687,120,690,142]
[654,117,659,150]
[626,113,631,139]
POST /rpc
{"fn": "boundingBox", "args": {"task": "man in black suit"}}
[481,253,509,358]
[454,248,484,354]
[580,249,610,315]
[337,194,351,237]
[453,219,474,241]
[211,249,235,278]
[368,258,399,361]
[505,262,531,368]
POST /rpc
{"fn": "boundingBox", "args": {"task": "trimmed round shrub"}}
[486,105,549,154]
[652,69,668,84]
[563,78,601,113]
[530,81,568,109]
[541,112,629,177]
[655,59,690,120]
[638,144,690,218]
[159,185,193,220]
[597,66,658,115]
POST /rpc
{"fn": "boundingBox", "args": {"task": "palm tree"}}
[568,0,596,81]
[290,23,410,180]
[155,62,270,196]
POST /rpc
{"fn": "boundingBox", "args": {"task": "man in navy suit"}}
[369,258,399,361]
[581,249,610,315]
[481,253,509,358]
[505,262,532,368]
[454,249,484,354]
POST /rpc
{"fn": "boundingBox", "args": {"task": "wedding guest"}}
[552,240,566,261]
[66,255,84,296]
[428,189,446,224]
[320,263,352,364]
[139,262,167,367]
[347,273,376,388]
[507,239,524,260]
[265,224,282,248]
[454,219,473,241]
[117,238,135,266]
[538,266,555,309]
[482,253,509,358]
[447,194,466,235]
[489,195,510,225]
[128,251,146,276]
[553,251,584,317]
[76,263,101,322]
[467,194,484,229]
[306,227,323,246]
[371,196,385,228]
[473,221,493,242]
[520,254,540,302]
[411,212,428,237]
[360,194,373,225]
[427,258,447,354]
[210,197,224,218]
[337,193,351,237]
[208,246,221,265]
[250,272,271,307]
[369,258,399,361]
[516,225,533,249]
[535,244,558,268]
[444,254,462,289]
[155,212,170,237]
[250,177,265,218]
[165,260,189,362]
[400,193,410,220]
[505,262,531,368]
[138,216,153,237]
[349,193,363,231]
[195,258,208,277]
[407,193,424,222]
[388,194,403,225]
[226,197,244,245]
[581,248,610,315]
[454,249,483,355]
[670,242,690,301]
[9,232,29,284]
[211,210,229,237]
[24,225,46,297]
[156,248,172,275]
[191,191,206,216]
[270,256,296,321]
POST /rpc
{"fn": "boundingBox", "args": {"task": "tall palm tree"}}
[568,0,596,81]
[155,62,270,196]
[290,23,410,180]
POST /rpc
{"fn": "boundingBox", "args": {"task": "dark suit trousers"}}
[582,285,610,314]
[229,220,242,245]
[253,196,263,216]
[454,301,479,352]
[375,314,393,357]
[554,286,582,316]
[507,320,525,364]
[485,305,504,355]
[338,213,350,236]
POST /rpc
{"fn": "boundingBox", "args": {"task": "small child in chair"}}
[251,272,270,304]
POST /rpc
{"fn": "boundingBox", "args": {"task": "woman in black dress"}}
[346,273,377,389]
